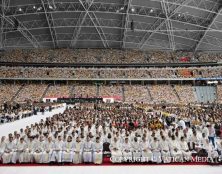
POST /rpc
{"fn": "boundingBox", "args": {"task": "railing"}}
[0,61,220,68]
[0,77,196,81]
[10,84,25,102]
[40,84,51,101]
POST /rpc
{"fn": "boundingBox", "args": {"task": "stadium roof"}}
[0,0,222,51]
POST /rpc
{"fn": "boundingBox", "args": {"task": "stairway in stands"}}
[11,84,25,102]
[194,86,217,103]
[146,85,153,102]
[171,85,181,102]
[122,85,125,102]
[40,84,51,101]
[96,84,100,97]
[69,85,75,97]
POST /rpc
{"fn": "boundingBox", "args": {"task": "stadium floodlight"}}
[48,5,54,10]
[37,6,43,11]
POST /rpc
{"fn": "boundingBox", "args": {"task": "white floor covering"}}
[0,165,221,174]
[0,104,66,137]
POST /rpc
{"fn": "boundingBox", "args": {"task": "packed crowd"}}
[124,85,152,103]
[0,103,221,164]
[0,66,222,79]
[45,85,72,98]
[0,102,62,124]
[148,85,180,104]
[0,104,34,124]
[14,84,48,103]
[174,85,197,104]
[0,84,21,104]
[99,85,122,98]
[218,85,222,103]
[0,49,222,64]
[1,83,222,105]
[74,85,97,98]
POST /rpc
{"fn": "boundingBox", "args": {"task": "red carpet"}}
[0,157,220,167]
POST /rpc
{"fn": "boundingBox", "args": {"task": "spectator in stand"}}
[1,49,222,64]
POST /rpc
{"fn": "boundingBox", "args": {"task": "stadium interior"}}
[0,0,222,174]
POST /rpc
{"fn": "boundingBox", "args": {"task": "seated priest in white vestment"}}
[202,139,219,162]
[122,137,133,162]
[0,136,6,160]
[140,137,152,162]
[92,137,103,164]
[23,137,36,163]
[42,137,55,163]
[131,137,141,161]
[14,138,27,163]
[179,137,192,161]
[83,136,93,163]
[33,136,45,163]
[170,135,183,162]
[73,137,83,164]
[62,136,74,163]
[52,136,64,163]
[217,141,222,161]
[150,137,162,163]
[109,137,122,163]
[2,136,16,164]
[160,136,171,163]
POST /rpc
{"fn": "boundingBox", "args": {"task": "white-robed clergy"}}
[62,136,74,162]
[73,137,83,164]
[131,137,141,161]
[14,138,27,163]
[170,136,183,162]
[179,137,192,161]
[160,136,171,163]
[0,136,6,159]
[52,136,64,163]
[2,136,16,164]
[33,136,45,163]
[42,137,55,163]
[140,137,152,162]
[122,137,132,162]
[217,141,222,160]
[202,139,219,162]
[92,137,103,164]
[150,137,162,163]
[109,137,122,163]
[83,136,93,163]
[23,137,36,163]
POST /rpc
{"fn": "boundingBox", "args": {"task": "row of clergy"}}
[0,135,221,164]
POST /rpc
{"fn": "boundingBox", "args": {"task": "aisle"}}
[0,104,66,137]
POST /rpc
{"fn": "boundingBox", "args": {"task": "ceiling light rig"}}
[48,3,57,11]
[48,5,54,10]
